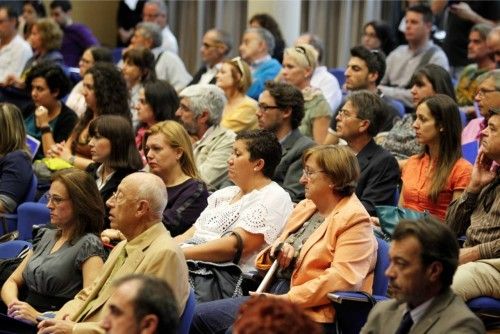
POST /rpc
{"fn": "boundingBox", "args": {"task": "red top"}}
[402,154,472,220]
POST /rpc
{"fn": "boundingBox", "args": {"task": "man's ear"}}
[139,314,159,334]
[281,107,292,121]
[367,72,378,85]
[426,261,443,284]
[358,119,370,134]
[198,110,210,124]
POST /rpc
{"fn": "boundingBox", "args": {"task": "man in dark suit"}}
[189,29,232,86]
[256,81,315,202]
[361,218,485,334]
[335,90,399,215]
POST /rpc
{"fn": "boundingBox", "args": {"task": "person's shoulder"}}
[2,150,31,165]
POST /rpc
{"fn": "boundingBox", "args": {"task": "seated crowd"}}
[0,1,498,333]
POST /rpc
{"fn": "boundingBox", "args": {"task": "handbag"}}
[187,231,245,303]
[374,206,427,241]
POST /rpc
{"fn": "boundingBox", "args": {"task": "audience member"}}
[233,296,322,334]
[216,57,258,132]
[49,63,130,170]
[256,81,315,202]
[324,45,401,145]
[0,6,32,83]
[487,26,500,67]
[99,274,178,334]
[190,145,377,333]
[85,115,143,229]
[0,103,33,214]
[295,33,342,111]
[456,23,495,114]
[49,0,99,67]
[37,173,190,333]
[239,27,281,100]
[129,22,191,91]
[447,107,500,301]
[189,28,231,86]
[115,0,145,47]
[282,44,331,143]
[462,70,500,144]
[432,0,499,75]
[142,0,177,54]
[143,120,208,236]
[24,62,77,160]
[65,46,113,117]
[361,218,485,333]
[249,13,286,63]
[1,169,106,324]
[379,4,449,107]
[400,94,472,220]
[134,80,178,161]
[361,20,396,56]
[176,84,236,191]
[122,47,157,127]
[335,91,400,215]
[381,64,456,160]
[175,130,293,272]
[19,1,46,40]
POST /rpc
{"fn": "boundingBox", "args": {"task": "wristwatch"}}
[40,126,51,134]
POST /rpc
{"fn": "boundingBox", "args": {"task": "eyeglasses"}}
[302,168,325,179]
[46,194,69,206]
[177,103,192,113]
[295,46,311,67]
[476,88,499,98]
[231,56,246,80]
[337,108,359,119]
[257,103,281,112]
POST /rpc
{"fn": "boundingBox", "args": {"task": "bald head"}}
[124,172,168,218]
[487,26,500,66]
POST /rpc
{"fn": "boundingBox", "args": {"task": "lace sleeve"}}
[74,234,107,270]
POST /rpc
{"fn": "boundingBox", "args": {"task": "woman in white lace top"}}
[175,129,294,272]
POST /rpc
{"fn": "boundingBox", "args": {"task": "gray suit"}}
[273,129,315,202]
[361,289,485,334]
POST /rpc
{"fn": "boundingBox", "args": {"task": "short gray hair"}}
[129,172,168,217]
[245,27,275,55]
[477,69,500,90]
[136,22,163,49]
[212,28,232,55]
[146,0,167,15]
[179,84,227,127]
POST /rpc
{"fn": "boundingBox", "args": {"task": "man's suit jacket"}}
[356,139,400,216]
[57,223,189,334]
[361,288,485,333]
[188,65,217,86]
[273,129,315,202]
[194,125,236,192]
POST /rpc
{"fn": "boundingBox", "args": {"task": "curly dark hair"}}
[71,63,130,153]
[235,129,282,178]
[233,296,322,334]
[264,81,304,130]
[26,61,71,99]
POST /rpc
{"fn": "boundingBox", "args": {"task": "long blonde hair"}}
[0,103,29,157]
[146,120,200,179]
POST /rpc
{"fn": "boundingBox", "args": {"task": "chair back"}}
[389,99,406,118]
[178,289,196,334]
[0,240,32,259]
[372,237,390,296]
[328,67,346,87]
[462,141,479,165]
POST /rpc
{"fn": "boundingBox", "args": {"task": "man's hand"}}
[37,316,75,334]
[450,2,478,22]
[467,152,497,193]
[459,246,481,265]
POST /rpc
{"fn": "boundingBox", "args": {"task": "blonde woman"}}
[102,120,208,239]
[216,57,258,132]
[282,44,331,143]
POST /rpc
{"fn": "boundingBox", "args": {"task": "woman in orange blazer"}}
[190,145,378,333]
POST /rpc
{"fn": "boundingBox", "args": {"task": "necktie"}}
[395,311,413,334]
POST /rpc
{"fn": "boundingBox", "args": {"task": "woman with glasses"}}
[1,169,106,324]
[66,47,113,117]
[0,103,33,214]
[190,145,377,333]
[85,115,143,229]
[216,57,258,132]
[281,44,332,144]
[175,129,293,272]
[134,80,178,162]
[400,94,472,220]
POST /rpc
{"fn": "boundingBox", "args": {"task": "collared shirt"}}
[95,164,116,190]
[408,297,435,326]
[0,34,33,82]
[199,63,221,85]
[194,125,216,149]
[279,130,292,145]
[251,54,272,70]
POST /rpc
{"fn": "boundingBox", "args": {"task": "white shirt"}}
[199,63,221,85]
[66,81,87,117]
[161,25,178,54]
[153,47,192,91]
[0,35,33,82]
[311,66,342,112]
